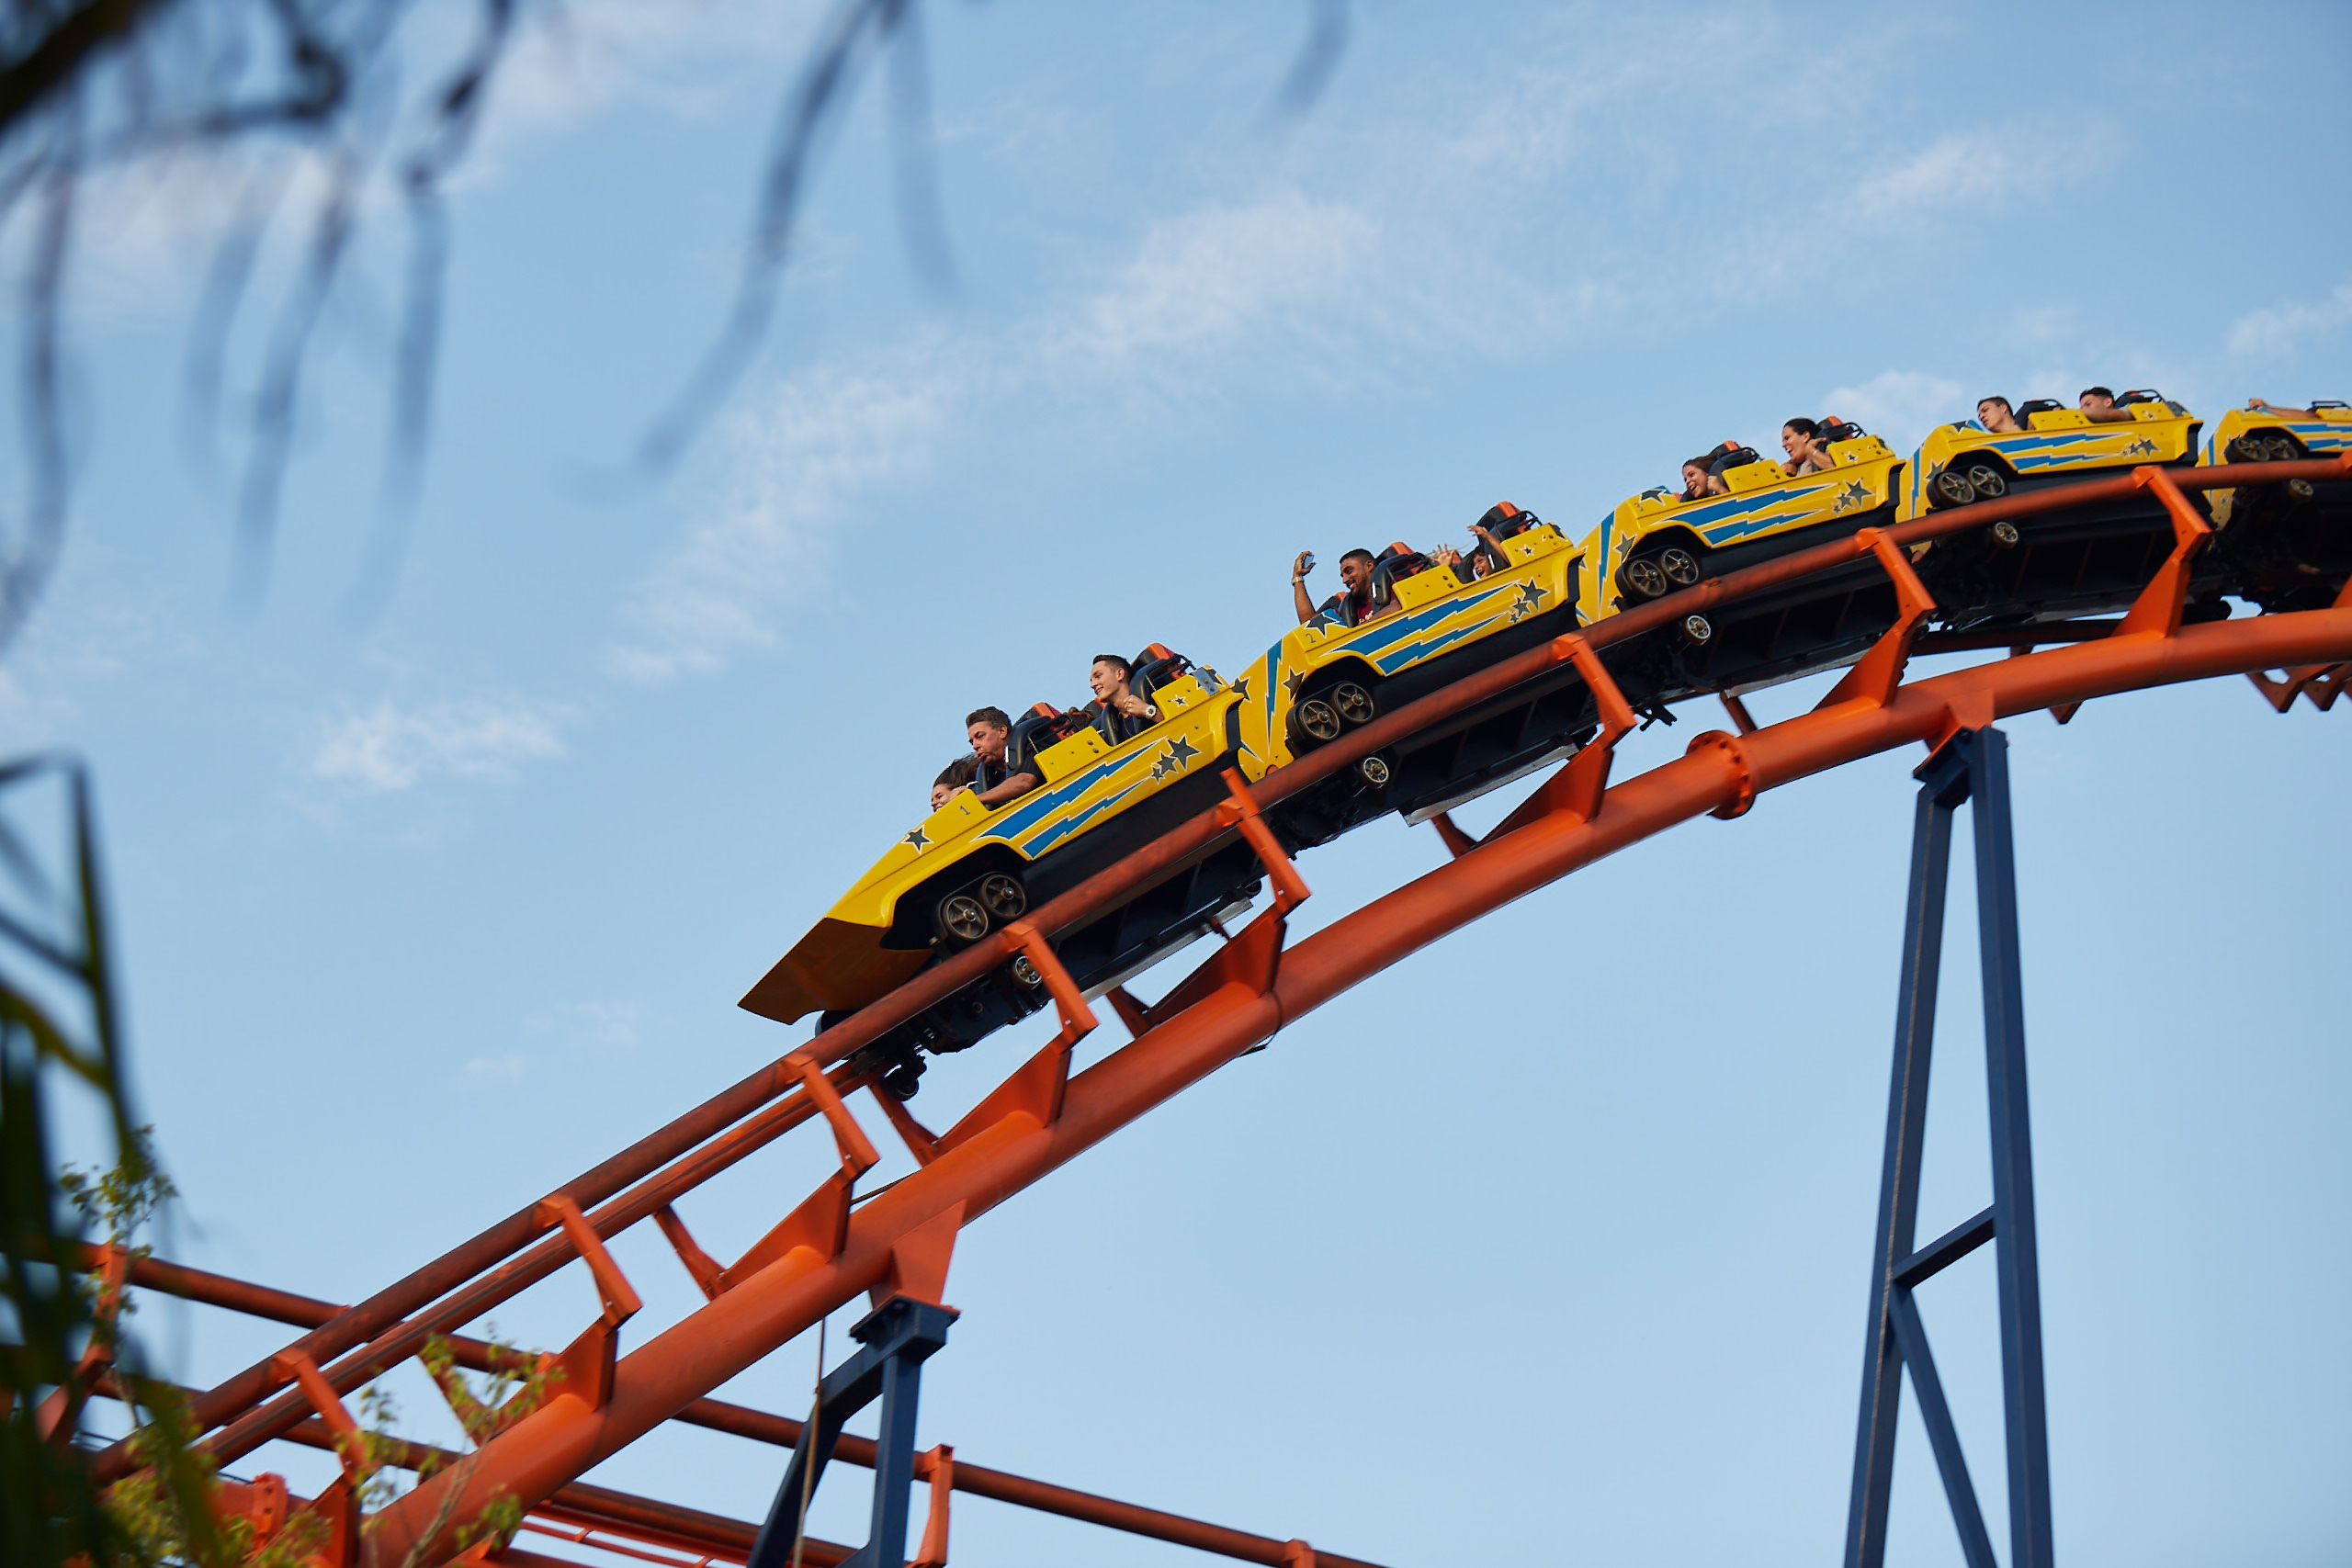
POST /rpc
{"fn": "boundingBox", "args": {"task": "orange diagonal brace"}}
[2113,466,2214,639]
[1485,633,1635,839]
[871,1084,944,1168]
[998,919,1098,1042]
[535,1195,643,1326]
[270,1349,370,1487]
[787,1050,883,1180]
[651,1206,724,1303]
[1216,771,1311,912]
[1427,810,1476,860]
[1819,527,1938,710]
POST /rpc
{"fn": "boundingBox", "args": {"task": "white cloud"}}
[607,356,955,683]
[1049,190,1382,372]
[463,1054,531,1083]
[557,1001,644,1052]
[308,694,574,793]
[1819,371,1967,456]
[1847,129,2073,227]
[604,14,2126,677]
[2225,279,2352,360]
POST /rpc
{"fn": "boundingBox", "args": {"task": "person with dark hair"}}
[930,755,978,812]
[1778,416,1838,476]
[1084,653,1160,745]
[2078,386,2133,424]
[1292,547,1392,626]
[964,706,1039,807]
[1976,396,2023,434]
[1679,457,1726,502]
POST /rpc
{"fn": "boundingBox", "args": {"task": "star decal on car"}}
[2124,436,2158,457]
[1151,735,1202,780]
[1229,674,1250,701]
[1832,479,1871,513]
[1508,579,1549,622]
[902,827,931,852]
[1283,669,1310,699]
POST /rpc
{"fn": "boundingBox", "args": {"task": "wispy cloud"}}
[463,1054,531,1083]
[607,357,955,683]
[1846,129,2074,227]
[2226,279,2352,360]
[308,694,574,792]
[554,1000,644,1052]
[608,10,2122,677]
[1820,372,1968,456]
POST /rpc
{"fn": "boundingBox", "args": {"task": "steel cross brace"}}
[747,1295,958,1568]
[1843,725,2053,1568]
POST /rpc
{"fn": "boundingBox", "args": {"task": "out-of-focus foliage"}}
[0,755,221,1567]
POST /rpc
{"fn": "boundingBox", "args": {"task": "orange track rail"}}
[107,459,2351,1567]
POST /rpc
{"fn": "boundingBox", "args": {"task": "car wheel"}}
[1658,545,1702,588]
[2266,434,2306,461]
[1356,754,1392,788]
[1962,463,2007,499]
[1295,696,1343,744]
[936,891,989,943]
[1622,555,1668,599]
[1931,468,1977,508]
[978,873,1026,921]
[1681,614,1713,644]
[882,1060,925,1101]
[1329,680,1377,727]
[2225,435,2267,464]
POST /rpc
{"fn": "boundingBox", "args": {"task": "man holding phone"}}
[1291,547,1386,627]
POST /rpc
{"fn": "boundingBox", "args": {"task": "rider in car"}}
[1976,396,2024,433]
[1680,457,1727,502]
[965,706,1041,807]
[2078,386,2135,424]
[930,756,977,812]
[1778,417,1838,475]
[1084,655,1161,745]
[1291,547,1395,626]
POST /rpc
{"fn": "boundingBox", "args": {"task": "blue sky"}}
[19,2,2352,1563]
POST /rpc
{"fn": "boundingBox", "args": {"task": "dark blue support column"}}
[1968,729,2056,1568]
[1841,727,2054,1568]
[1844,745,1962,1568]
[746,1296,958,1568]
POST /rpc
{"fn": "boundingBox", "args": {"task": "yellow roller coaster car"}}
[2196,399,2352,612]
[1901,391,2199,517]
[1577,423,1904,624]
[1236,519,1583,773]
[742,647,1264,1091]
[2199,400,2351,519]
[1227,513,1594,845]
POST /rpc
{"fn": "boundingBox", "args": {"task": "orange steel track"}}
[104,458,2351,1567]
